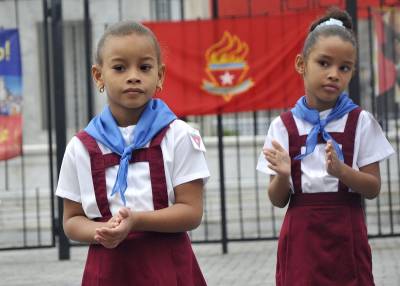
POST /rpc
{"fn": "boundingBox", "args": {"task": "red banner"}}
[0,115,22,160]
[146,11,322,116]
[215,0,400,19]
[371,8,398,97]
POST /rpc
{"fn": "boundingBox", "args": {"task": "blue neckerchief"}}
[85,99,177,205]
[291,93,358,161]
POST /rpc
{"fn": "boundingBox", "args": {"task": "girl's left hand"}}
[94,208,133,248]
[263,140,291,177]
[325,140,343,178]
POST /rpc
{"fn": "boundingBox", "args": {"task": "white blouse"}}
[56,119,210,218]
[256,109,395,193]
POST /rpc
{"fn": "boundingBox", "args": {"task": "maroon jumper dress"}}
[276,108,374,286]
[76,126,207,286]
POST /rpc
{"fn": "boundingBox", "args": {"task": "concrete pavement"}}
[1,237,400,285]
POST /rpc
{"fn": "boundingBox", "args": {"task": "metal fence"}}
[0,0,399,258]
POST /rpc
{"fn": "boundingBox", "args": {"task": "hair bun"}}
[310,7,353,32]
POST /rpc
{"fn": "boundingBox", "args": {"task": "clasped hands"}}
[94,207,133,249]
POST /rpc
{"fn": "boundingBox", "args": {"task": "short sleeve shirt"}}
[256,109,395,193]
[56,119,210,218]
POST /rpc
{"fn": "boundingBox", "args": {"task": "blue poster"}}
[0,29,22,115]
[0,29,22,160]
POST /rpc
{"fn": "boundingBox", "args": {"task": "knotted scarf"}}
[291,93,358,161]
[85,99,177,205]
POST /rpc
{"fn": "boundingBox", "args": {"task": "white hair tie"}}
[315,18,345,30]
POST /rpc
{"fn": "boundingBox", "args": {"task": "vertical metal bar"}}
[84,0,93,121]
[5,0,21,194]
[4,160,9,190]
[36,187,42,245]
[155,0,160,19]
[366,6,376,229]
[118,0,122,20]
[234,113,244,238]
[1,161,4,189]
[21,150,27,246]
[346,0,360,105]
[248,10,261,237]
[14,0,19,26]
[267,110,277,237]
[217,113,227,253]
[386,9,396,234]
[390,6,400,216]
[367,6,383,234]
[381,7,390,234]
[179,0,184,19]
[200,116,205,135]
[377,187,382,235]
[43,0,56,248]
[14,0,27,247]
[212,0,228,254]
[72,26,79,131]
[252,111,261,237]
[203,188,209,240]
[51,0,70,260]
[395,104,400,211]
[150,0,155,20]
[271,205,277,238]
[386,157,393,234]
[167,0,172,19]
[368,7,377,116]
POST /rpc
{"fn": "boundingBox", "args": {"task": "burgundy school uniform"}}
[276,108,374,286]
[76,126,207,286]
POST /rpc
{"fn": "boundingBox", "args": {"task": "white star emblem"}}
[219,71,235,86]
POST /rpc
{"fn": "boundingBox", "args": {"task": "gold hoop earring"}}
[99,86,104,93]
[156,86,163,93]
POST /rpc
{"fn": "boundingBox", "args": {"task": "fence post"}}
[211,0,228,254]
[50,0,70,260]
[84,0,93,121]
[346,0,360,105]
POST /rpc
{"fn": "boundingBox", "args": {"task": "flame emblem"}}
[0,128,9,143]
[202,31,254,101]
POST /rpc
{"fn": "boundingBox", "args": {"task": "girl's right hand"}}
[263,140,291,177]
[107,215,122,229]
[95,208,133,248]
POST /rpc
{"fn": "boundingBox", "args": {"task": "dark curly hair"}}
[302,7,357,58]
